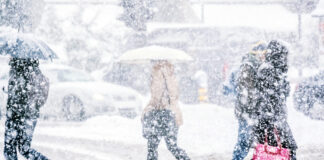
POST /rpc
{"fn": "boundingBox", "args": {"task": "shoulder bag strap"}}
[274,127,282,149]
[161,73,171,105]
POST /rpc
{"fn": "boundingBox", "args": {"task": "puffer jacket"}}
[254,40,297,151]
[235,53,261,120]
[7,59,49,119]
[256,40,289,122]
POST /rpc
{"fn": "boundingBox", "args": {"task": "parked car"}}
[293,70,324,120]
[0,63,143,120]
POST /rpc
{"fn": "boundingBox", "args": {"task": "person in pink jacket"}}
[142,60,190,160]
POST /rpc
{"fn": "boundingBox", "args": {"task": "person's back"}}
[254,40,297,160]
[142,60,189,160]
[256,64,290,121]
[7,58,49,119]
[256,40,290,122]
[4,58,49,160]
[7,58,36,118]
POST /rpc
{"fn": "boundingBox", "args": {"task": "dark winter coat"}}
[256,41,289,122]
[235,53,261,120]
[254,40,297,151]
[256,64,290,121]
[6,58,49,120]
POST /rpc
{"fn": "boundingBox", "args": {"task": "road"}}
[0,101,322,160]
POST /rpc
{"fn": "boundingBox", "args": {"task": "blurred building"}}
[145,1,300,104]
[40,0,321,104]
[312,1,324,52]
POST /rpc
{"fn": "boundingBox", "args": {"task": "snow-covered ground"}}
[0,96,323,160]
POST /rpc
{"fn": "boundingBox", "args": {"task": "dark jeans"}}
[232,119,253,160]
[4,117,48,160]
[147,134,190,160]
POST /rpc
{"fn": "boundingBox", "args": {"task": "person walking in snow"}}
[232,41,267,160]
[142,60,190,160]
[254,40,297,160]
[4,58,49,160]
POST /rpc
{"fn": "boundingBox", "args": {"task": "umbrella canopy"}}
[0,33,58,60]
[118,45,193,63]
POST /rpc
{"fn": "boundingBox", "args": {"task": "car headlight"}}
[93,93,105,101]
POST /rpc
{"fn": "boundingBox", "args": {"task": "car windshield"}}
[56,69,93,82]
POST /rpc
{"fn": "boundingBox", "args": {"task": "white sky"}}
[45,1,321,34]
[193,4,299,31]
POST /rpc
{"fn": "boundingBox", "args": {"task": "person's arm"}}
[29,71,49,108]
[168,78,183,126]
[165,74,179,105]
[239,64,255,90]
[284,78,290,98]
[162,66,183,126]
[172,105,183,126]
[235,64,253,119]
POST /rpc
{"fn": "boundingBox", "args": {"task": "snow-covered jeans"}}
[4,118,48,160]
[232,119,253,160]
[147,134,190,160]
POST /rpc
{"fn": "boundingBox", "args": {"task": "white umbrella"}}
[118,45,193,63]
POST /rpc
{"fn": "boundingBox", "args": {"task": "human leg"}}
[4,118,18,160]
[164,133,190,160]
[17,119,48,160]
[277,121,297,160]
[232,119,253,160]
[147,135,161,160]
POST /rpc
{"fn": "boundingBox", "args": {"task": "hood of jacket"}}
[266,40,288,74]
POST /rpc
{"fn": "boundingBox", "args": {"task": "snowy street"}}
[0,97,323,160]
[1,0,324,160]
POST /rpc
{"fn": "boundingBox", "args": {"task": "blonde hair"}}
[250,41,267,55]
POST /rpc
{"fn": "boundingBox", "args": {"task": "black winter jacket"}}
[6,59,49,120]
[254,40,297,151]
[256,64,290,122]
[256,40,289,122]
[235,53,261,120]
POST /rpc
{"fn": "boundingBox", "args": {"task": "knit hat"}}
[250,41,267,55]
